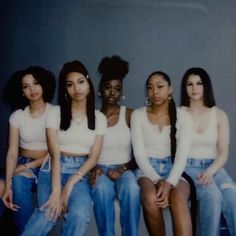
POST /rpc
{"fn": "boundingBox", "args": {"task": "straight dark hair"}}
[58,60,95,130]
[181,67,216,107]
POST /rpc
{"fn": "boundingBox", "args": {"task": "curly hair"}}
[3,66,56,110]
[98,55,129,94]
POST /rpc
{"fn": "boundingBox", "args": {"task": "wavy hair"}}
[3,66,56,110]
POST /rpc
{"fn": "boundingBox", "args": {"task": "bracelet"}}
[24,163,31,169]
[75,170,84,180]
[121,164,127,171]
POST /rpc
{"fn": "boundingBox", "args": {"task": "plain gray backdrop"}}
[0,0,235,234]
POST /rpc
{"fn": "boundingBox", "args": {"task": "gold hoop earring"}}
[145,96,151,105]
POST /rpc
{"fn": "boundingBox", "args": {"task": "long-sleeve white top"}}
[131,106,193,186]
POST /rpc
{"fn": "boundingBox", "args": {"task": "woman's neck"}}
[149,102,169,115]
[29,100,47,118]
[71,100,86,114]
[189,100,208,113]
[101,103,120,117]
[29,100,46,113]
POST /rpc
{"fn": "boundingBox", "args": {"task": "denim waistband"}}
[97,164,126,175]
[18,156,34,165]
[149,156,172,164]
[18,156,40,182]
[40,155,87,174]
[186,158,214,168]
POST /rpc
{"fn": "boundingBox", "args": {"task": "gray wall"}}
[0,0,235,232]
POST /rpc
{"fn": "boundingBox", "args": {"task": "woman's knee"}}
[141,191,157,210]
[170,188,189,206]
[197,186,222,211]
[66,209,91,226]
[92,175,114,197]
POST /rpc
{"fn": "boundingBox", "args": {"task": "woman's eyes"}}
[66,83,72,87]
[79,79,86,84]
[186,82,203,86]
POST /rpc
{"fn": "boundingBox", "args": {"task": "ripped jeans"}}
[186,158,236,236]
[22,155,92,236]
[12,156,39,235]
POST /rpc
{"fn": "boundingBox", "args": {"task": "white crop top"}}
[131,106,193,186]
[46,106,107,154]
[98,106,131,165]
[9,103,54,150]
[188,107,218,159]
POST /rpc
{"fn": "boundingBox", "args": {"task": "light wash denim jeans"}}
[11,156,39,235]
[21,155,92,236]
[91,164,141,236]
[186,158,236,236]
[136,156,173,180]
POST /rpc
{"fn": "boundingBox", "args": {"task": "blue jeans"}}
[136,157,173,179]
[91,164,141,236]
[11,156,39,235]
[22,155,92,236]
[186,158,236,236]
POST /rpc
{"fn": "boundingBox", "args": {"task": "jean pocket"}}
[40,156,51,172]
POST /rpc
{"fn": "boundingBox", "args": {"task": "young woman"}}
[131,71,194,236]
[181,67,236,236]
[2,66,56,235]
[90,55,140,236]
[22,60,106,236]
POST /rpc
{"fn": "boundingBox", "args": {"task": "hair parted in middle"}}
[97,55,129,94]
[180,67,216,108]
[58,60,95,131]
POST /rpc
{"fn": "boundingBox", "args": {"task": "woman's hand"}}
[14,164,28,175]
[198,169,213,185]
[89,166,103,186]
[107,167,124,181]
[2,186,20,211]
[155,180,172,208]
[40,191,61,221]
[61,176,78,213]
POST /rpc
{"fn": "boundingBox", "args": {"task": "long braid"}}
[169,97,196,236]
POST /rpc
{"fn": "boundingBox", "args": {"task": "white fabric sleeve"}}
[166,108,193,186]
[95,110,107,135]
[46,105,60,129]
[9,109,22,128]
[131,109,162,182]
